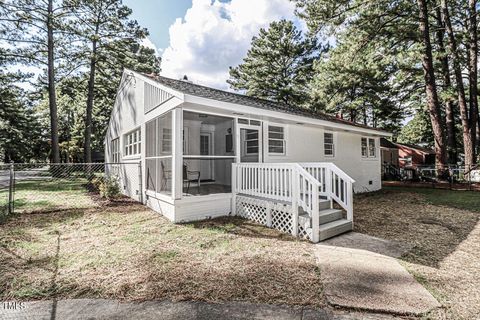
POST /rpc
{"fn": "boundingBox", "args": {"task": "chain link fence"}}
[382,164,480,191]
[0,162,142,221]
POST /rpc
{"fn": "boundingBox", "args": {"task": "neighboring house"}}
[395,142,435,168]
[104,69,392,242]
[380,138,399,168]
[380,138,400,180]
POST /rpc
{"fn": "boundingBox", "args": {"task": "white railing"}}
[300,163,355,222]
[232,162,321,242]
[232,162,354,242]
[232,163,294,202]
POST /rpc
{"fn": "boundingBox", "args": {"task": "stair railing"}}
[299,163,355,224]
[232,162,321,242]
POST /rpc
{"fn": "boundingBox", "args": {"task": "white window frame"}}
[124,128,141,158]
[245,129,259,155]
[162,128,172,154]
[324,132,335,157]
[361,137,368,158]
[361,137,377,158]
[111,137,120,163]
[268,125,286,155]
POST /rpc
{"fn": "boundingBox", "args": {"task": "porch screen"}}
[145,111,173,195]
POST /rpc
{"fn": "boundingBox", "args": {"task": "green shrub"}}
[98,176,120,199]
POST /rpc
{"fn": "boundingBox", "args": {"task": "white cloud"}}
[160,0,300,90]
[140,37,163,56]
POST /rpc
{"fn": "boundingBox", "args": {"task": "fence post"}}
[8,162,14,215]
[138,161,143,203]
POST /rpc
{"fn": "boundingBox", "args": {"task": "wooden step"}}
[319,208,343,224]
[319,199,330,210]
[318,219,352,241]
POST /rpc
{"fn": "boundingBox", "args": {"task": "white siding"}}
[262,122,381,193]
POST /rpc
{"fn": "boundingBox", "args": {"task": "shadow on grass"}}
[354,187,480,268]
[15,180,88,192]
[187,216,299,242]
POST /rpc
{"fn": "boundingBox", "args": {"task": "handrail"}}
[299,162,354,223]
[232,162,355,242]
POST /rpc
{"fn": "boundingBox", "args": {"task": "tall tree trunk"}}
[84,39,97,163]
[468,0,478,165]
[442,0,476,171]
[417,0,448,175]
[434,7,457,163]
[47,0,60,163]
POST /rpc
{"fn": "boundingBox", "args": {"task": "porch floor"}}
[183,183,231,196]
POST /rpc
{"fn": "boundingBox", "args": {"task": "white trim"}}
[123,127,141,157]
[361,136,378,160]
[323,131,336,158]
[183,155,236,159]
[174,192,232,204]
[267,124,286,155]
[182,96,392,137]
[123,68,185,100]
[172,107,183,200]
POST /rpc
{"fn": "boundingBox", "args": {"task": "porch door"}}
[200,133,214,181]
[240,128,261,162]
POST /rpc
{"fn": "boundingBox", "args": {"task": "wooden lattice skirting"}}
[235,195,312,241]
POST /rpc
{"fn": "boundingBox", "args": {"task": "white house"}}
[105,69,392,242]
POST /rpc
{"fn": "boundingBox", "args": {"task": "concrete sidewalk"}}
[0,299,407,320]
[315,242,440,316]
[0,299,330,320]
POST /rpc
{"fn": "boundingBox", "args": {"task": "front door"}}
[240,128,260,162]
[200,133,213,181]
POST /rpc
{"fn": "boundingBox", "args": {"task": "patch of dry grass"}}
[0,198,323,307]
[354,188,480,319]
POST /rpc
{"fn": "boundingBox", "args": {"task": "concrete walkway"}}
[0,299,408,320]
[315,236,441,316]
[0,299,331,320]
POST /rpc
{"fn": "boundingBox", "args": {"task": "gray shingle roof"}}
[146,74,389,134]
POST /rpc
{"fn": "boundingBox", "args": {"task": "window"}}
[111,138,120,163]
[245,129,259,154]
[268,125,285,154]
[162,128,172,153]
[124,128,141,157]
[361,137,377,158]
[369,138,376,157]
[324,132,335,157]
[361,138,368,157]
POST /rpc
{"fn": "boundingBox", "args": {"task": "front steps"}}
[299,199,353,241]
[319,219,353,241]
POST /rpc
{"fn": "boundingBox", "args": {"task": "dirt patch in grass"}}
[0,200,323,307]
[354,188,480,319]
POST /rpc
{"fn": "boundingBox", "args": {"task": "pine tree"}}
[0,0,74,163]
[68,0,152,163]
[228,19,320,107]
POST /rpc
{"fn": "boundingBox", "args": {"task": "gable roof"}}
[380,138,399,149]
[394,142,435,154]
[143,73,390,135]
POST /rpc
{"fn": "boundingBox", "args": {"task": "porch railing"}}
[232,162,354,242]
[299,163,355,222]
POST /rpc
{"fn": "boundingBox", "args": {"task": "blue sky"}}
[123,0,301,89]
[123,0,192,51]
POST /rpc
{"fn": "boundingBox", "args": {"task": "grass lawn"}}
[0,193,323,307]
[12,180,95,213]
[354,187,480,320]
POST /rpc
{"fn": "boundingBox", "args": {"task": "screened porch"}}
[144,108,237,200]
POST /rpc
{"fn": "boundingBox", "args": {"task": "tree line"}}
[0,0,160,163]
[229,0,480,172]
[1,0,479,171]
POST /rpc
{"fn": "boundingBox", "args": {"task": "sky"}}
[124,0,303,89]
